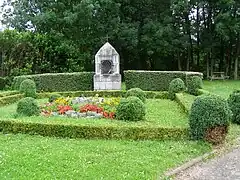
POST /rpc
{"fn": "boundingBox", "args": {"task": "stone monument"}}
[94,42,121,90]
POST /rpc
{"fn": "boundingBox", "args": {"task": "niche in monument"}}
[101,59,113,75]
[94,42,121,90]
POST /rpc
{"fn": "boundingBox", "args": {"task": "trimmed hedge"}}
[0,120,188,140]
[12,72,94,92]
[189,94,232,143]
[187,76,203,95]
[37,90,169,99]
[116,96,146,121]
[20,79,37,98]
[197,89,212,96]
[228,90,240,124]
[168,78,186,100]
[0,94,24,107]
[175,93,197,114]
[126,88,146,103]
[17,97,40,117]
[124,71,203,91]
[0,91,20,97]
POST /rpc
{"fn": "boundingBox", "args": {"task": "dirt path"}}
[175,144,240,180]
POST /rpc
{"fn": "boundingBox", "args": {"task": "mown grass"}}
[0,133,211,179]
[0,99,188,128]
[203,80,240,98]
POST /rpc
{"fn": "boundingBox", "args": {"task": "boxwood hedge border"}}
[0,120,189,141]
[0,90,190,141]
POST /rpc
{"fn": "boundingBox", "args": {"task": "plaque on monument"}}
[94,42,121,90]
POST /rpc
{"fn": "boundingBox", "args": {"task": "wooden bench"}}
[210,72,229,81]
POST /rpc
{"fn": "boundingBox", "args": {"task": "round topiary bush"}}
[116,96,146,121]
[125,88,146,103]
[189,94,232,144]
[49,93,62,103]
[187,76,203,95]
[17,97,40,116]
[228,90,240,124]
[19,79,37,98]
[168,78,186,100]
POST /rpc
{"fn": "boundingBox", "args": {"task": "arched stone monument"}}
[94,42,121,90]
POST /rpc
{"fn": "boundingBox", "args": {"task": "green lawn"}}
[203,80,240,98]
[0,80,239,179]
[0,133,211,180]
[0,99,188,128]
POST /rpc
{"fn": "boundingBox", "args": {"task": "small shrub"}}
[19,79,37,98]
[49,93,62,102]
[187,76,203,95]
[189,94,232,144]
[228,90,240,124]
[0,77,6,90]
[17,97,40,116]
[168,78,186,100]
[125,88,146,103]
[116,96,146,121]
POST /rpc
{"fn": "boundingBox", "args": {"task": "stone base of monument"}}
[94,74,121,90]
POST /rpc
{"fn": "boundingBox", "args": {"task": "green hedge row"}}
[0,94,24,107]
[0,120,188,140]
[12,72,94,92]
[175,93,197,114]
[124,71,203,91]
[0,91,20,97]
[197,89,212,96]
[0,90,168,107]
[37,90,169,99]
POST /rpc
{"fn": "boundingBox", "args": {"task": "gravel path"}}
[175,145,240,180]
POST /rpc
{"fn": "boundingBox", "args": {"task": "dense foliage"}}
[189,94,232,143]
[228,90,240,124]
[168,78,186,100]
[0,77,6,90]
[17,97,40,116]
[187,76,203,95]
[126,88,146,103]
[13,72,94,92]
[116,96,146,121]
[0,0,239,78]
[19,79,37,98]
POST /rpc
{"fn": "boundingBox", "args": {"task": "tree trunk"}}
[234,36,240,80]
[220,38,224,72]
[177,51,182,71]
[196,1,200,67]
[206,53,210,79]
[187,47,190,71]
[234,57,239,80]
[210,51,214,77]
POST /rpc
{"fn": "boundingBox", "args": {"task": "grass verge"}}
[203,80,240,98]
[0,133,211,179]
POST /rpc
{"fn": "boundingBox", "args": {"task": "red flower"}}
[80,104,103,113]
[102,111,109,118]
[58,105,73,114]
[109,112,115,119]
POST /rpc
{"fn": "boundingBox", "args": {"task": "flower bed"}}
[41,96,120,119]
